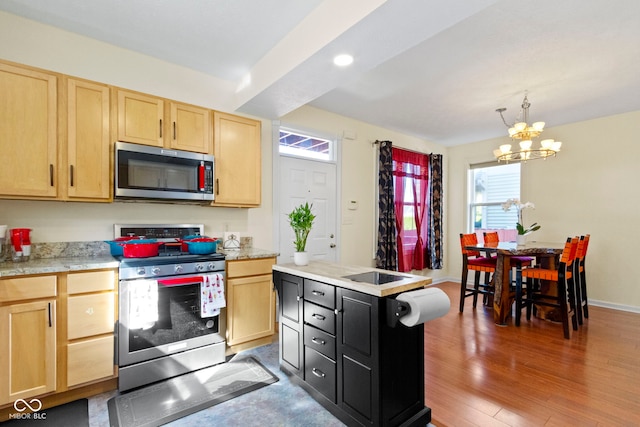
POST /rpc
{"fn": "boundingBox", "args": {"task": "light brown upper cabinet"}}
[117,89,164,148]
[64,78,111,201]
[213,112,261,207]
[117,89,211,154]
[170,102,212,153]
[0,61,58,199]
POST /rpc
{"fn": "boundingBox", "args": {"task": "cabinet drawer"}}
[67,293,115,339]
[67,270,115,294]
[67,335,115,386]
[0,275,57,302]
[304,324,336,360]
[304,301,335,335]
[305,347,336,403]
[226,257,275,278]
[304,279,335,309]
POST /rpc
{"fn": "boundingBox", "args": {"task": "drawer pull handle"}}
[312,290,325,296]
[311,337,326,345]
[312,313,326,321]
[312,368,326,378]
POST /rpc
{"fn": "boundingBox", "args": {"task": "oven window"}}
[129,283,218,352]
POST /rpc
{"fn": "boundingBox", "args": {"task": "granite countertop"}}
[220,248,279,261]
[0,256,120,278]
[273,260,432,297]
[0,246,279,278]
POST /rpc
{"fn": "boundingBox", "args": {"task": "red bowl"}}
[119,241,164,258]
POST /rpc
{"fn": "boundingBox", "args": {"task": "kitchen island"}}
[273,261,433,427]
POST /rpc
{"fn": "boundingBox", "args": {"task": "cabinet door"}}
[0,300,56,405]
[213,111,261,206]
[0,62,57,198]
[336,288,379,426]
[66,78,111,200]
[273,271,303,377]
[226,274,275,346]
[170,102,211,153]
[117,90,164,147]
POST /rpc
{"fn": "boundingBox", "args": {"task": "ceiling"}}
[2,0,640,146]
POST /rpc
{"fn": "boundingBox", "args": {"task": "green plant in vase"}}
[288,202,316,265]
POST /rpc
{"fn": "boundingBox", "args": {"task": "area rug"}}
[3,398,89,427]
[107,356,279,427]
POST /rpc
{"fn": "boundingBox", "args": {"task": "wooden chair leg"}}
[574,264,584,325]
[472,271,481,308]
[515,265,523,326]
[460,267,469,313]
[581,269,589,319]
[557,280,571,339]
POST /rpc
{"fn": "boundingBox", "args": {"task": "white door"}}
[279,156,337,264]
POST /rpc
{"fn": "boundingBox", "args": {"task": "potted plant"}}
[288,202,316,265]
[502,198,541,245]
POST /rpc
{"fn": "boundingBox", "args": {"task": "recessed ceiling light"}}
[333,54,354,67]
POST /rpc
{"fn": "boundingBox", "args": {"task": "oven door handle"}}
[157,276,204,286]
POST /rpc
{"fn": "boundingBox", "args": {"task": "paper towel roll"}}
[395,287,450,327]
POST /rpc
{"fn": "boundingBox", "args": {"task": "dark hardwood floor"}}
[424,281,640,427]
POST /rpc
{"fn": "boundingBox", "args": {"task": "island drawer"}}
[304,324,336,360]
[304,301,335,335]
[303,279,335,309]
[305,347,336,403]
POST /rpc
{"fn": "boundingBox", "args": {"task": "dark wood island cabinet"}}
[273,262,433,427]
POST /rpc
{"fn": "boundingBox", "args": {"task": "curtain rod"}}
[372,140,437,157]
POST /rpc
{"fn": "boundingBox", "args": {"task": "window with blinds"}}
[468,162,520,237]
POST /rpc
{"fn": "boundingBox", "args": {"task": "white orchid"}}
[502,198,540,235]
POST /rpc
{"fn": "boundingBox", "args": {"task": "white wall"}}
[448,111,640,310]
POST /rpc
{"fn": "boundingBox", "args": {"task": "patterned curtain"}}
[427,153,444,269]
[375,141,397,270]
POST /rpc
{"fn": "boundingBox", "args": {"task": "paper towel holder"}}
[386,298,411,328]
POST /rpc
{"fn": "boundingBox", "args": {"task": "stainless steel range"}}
[114,224,226,392]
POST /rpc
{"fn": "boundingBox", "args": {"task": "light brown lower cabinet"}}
[0,276,57,406]
[226,257,276,351]
[0,270,117,410]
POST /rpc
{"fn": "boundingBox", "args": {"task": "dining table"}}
[464,240,566,325]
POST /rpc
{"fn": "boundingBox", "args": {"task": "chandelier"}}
[493,93,562,162]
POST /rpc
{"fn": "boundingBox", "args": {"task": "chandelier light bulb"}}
[499,144,512,154]
[519,140,532,150]
[551,141,562,151]
[514,122,527,132]
[532,122,545,132]
[540,139,554,149]
[508,127,517,137]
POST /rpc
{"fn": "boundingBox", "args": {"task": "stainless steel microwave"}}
[115,141,214,201]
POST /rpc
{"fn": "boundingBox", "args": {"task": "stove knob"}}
[151,267,161,275]
[196,263,205,272]
[137,267,146,276]
[207,262,215,270]
[174,264,184,274]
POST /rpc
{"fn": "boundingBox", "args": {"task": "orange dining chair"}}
[574,234,591,325]
[483,231,535,270]
[516,237,579,339]
[459,233,497,313]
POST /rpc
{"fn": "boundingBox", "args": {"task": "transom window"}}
[279,128,334,161]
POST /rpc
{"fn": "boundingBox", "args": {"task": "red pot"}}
[119,241,164,258]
